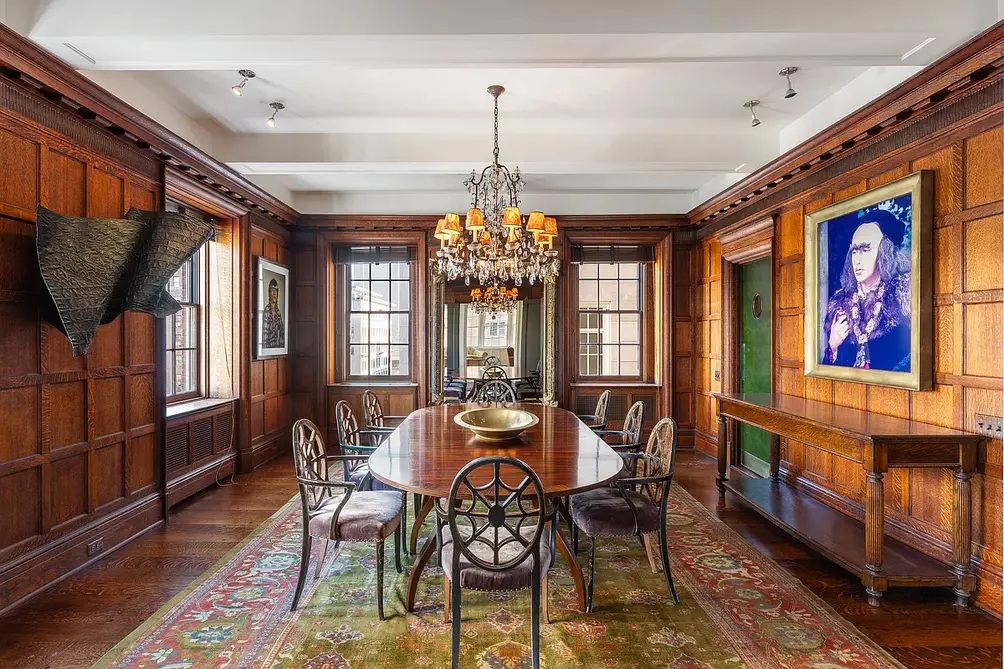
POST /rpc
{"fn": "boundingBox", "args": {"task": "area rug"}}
[93,484,904,669]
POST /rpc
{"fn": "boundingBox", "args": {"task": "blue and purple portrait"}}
[817,194,913,372]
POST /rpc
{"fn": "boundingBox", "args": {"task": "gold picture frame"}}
[803,170,932,390]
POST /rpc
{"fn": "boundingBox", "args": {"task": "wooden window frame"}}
[165,249,205,404]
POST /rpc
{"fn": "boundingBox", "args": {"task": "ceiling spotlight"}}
[743,100,761,128]
[266,101,285,128]
[779,66,798,99]
[231,69,255,97]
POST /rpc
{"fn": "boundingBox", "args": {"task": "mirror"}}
[443,281,544,401]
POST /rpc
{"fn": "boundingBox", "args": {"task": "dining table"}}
[368,402,624,613]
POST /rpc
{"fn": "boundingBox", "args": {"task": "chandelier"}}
[434,85,559,287]
[470,284,519,315]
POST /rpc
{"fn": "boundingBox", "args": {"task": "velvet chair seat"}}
[347,463,397,492]
[309,490,403,542]
[439,525,552,592]
[570,487,660,537]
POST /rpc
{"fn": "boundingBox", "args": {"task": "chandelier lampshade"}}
[433,85,559,287]
[470,283,519,315]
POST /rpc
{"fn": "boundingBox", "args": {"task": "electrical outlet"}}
[87,538,104,556]
[974,414,1003,440]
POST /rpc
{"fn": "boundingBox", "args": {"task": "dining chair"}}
[474,379,516,404]
[290,418,404,619]
[481,364,509,381]
[577,389,611,431]
[437,456,555,669]
[569,417,681,612]
[483,354,501,367]
[333,400,391,490]
[514,360,542,401]
[362,390,407,430]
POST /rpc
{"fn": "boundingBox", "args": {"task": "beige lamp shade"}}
[543,216,558,236]
[465,208,485,231]
[444,213,463,237]
[434,218,450,240]
[526,211,546,234]
[502,206,522,228]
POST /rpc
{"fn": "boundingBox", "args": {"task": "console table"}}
[713,392,983,607]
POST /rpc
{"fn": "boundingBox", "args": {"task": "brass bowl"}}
[453,408,539,442]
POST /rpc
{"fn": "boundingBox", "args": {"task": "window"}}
[165,250,201,400]
[577,262,642,377]
[348,262,410,376]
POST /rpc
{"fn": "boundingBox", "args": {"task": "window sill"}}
[330,381,419,388]
[166,397,237,420]
[570,381,660,388]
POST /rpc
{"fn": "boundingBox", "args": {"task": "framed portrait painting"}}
[256,257,289,358]
[804,170,932,390]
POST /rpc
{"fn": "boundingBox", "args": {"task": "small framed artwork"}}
[804,170,932,390]
[256,257,289,358]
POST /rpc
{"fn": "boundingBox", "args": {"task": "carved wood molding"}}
[690,21,1003,229]
[719,215,774,264]
[0,24,297,226]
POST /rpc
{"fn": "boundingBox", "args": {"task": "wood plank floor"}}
[0,451,999,668]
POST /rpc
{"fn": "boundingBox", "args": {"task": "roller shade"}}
[570,245,655,264]
[334,246,417,264]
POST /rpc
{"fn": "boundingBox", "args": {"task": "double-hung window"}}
[165,251,202,400]
[347,255,412,378]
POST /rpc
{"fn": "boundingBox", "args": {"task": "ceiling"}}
[11,0,1001,215]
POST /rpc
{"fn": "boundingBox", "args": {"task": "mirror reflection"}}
[442,280,543,402]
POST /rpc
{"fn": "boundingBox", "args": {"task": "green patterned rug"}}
[94,484,903,669]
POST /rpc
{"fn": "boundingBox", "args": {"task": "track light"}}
[779,66,798,99]
[266,102,284,128]
[743,100,761,127]
[231,69,255,97]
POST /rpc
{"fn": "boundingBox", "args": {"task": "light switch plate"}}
[974,414,1003,440]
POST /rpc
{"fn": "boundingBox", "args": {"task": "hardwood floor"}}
[0,450,999,668]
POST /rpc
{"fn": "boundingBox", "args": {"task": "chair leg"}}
[291,533,312,611]
[314,537,329,580]
[542,574,550,624]
[572,524,579,554]
[442,574,451,623]
[586,537,596,613]
[659,522,680,605]
[450,577,462,669]
[530,574,541,669]
[394,519,403,574]
[376,540,386,621]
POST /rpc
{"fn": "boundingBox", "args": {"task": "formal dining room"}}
[0,2,1001,668]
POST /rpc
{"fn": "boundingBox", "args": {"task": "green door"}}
[739,257,772,476]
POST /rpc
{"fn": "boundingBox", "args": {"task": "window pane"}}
[390,281,410,311]
[619,313,640,344]
[601,345,620,376]
[390,345,409,376]
[371,263,390,279]
[579,263,597,279]
[174,350,196,395]
[619,263,640,279]
[620,345,640,376]
[167,258,192,302]
[597,280,618,310]
[598,263,618,279]
[390,314,409,343]
[351,281,370,311]
[370,345,390,375]
[370,314,390,343]
[391,262,409,279]
[578,281,598,310]
[164,354,174,395]
[349,345,368,375]
[349,313,366,344]
[351,263,369,279]
[172,306,196,349]
[619,279,639,311]
[600,312,617,343]
[370,281,391,311]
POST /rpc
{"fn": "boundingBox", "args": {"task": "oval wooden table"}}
[369,402,624,613]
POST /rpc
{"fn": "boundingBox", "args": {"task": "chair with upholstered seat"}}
[333,400,395,491]
[290,418,403,619]
[570,417,681,612]
[362,390,408,430]
[577,389,611,431]
[438,456,555,669]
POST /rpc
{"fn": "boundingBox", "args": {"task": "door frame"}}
[718,215,776,473]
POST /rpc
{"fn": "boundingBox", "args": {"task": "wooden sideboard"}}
[713,392,983,607]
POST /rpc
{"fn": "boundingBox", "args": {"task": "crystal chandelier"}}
[470,283,519,315]
[434,85,559,287]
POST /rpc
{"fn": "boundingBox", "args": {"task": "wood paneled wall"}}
[692,114,1003,614]
[249,222,294,467]
[0,107,163,610]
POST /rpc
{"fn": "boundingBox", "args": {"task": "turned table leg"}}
[717,414,729,497]
[864,470,888,606]
[951,467,975,607]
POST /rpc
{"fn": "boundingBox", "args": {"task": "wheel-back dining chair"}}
[474,379,516,404]
[483,354,501,368]
[362,390,407,430]
[569,417,681,612]
[577,389,611,430]
[290,418,404,619]
[481,364,508,381]
[437,456,556,669]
